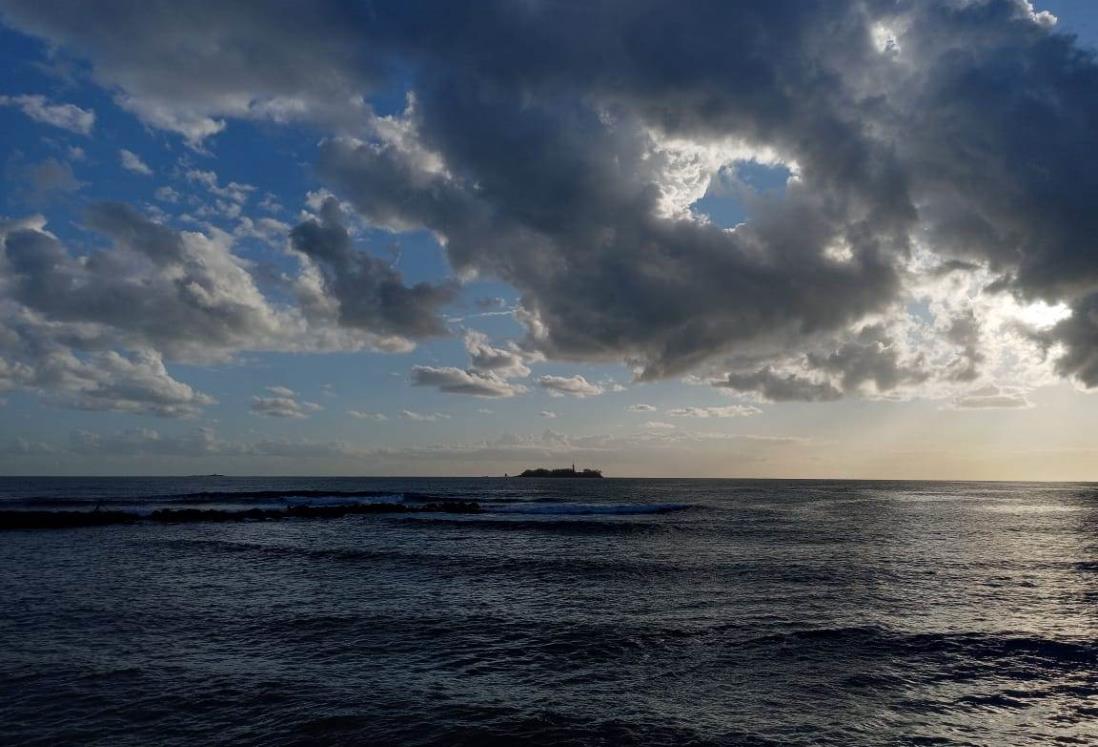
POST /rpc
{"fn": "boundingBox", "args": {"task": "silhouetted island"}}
[516,464,603,478]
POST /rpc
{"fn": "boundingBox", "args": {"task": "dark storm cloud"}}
[944,310,985,383]
[4,0,1098,386]
[289,198,457,339]
[319,133,900,379]
[716,369,843,403]
[806,324,929,393]
[1047,292,1098,386]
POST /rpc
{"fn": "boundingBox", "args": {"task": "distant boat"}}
[515,464,603,478]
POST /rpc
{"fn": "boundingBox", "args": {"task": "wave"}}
[494,502,692,516]
[0,499,482,530]
[401,517,671,535]
[737,625,1098,668]
[0,489,453,510]
[157,537,695,580]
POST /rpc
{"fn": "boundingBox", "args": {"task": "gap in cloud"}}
[1037,1,1097,50]
[368,76,417,118]
[690,160,793,229]
[356,225,453,287]
[205,118,318,206]
[448,278,523,335]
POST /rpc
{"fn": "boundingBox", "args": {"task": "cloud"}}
[68,427,226,457]
[0,94,94,134]
[948,385,1032,410]
[537,374,604,398]
[290,197,457,339]
[5,1,1098,395]
[1,205,299,359]
[0,206,425,414]
[806,325,929,395]
[118,148,152,175]
[154,185,180,203]
[0,437,57,456]
[627,403,657,412]
[63,350,215,417]
[0,205,407,355]
[186,169,252,203]
[667,405,761,419]
[348,409,388,421]
[0,339,214,418]
[410,365,525,398]
[463,330,533,379]
[1047,293,1098,387]
[643,421,675,430]
[409,329,534,397]
[401,409,450,422]
[0,3,384,146]
[0,423,811,473]
[539,410,557,419]
[10,157,84,201]
[716,368,842,403]
[250,387,322,418]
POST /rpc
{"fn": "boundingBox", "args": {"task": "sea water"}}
[2,477,1096,745]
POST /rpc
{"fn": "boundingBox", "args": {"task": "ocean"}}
[1,477,1096,745]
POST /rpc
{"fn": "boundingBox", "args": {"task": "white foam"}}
[281,494,404,508]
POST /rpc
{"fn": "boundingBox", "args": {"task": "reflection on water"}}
[1,477,1097,745]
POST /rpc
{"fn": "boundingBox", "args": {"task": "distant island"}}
[515,464,603,478]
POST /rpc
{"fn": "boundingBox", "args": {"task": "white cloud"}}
[0,94,94,134]
[537,374,604,398]
[947,385,1033,411]
[667,405,762,418]
[628,403,657,412]
[250,387,322,418]
[154,186,181,203]
[348,409,388,421]
[409,330,535,397]
[410,365,526,398]
[464,330,535,378]
[0,344,215,418]
[119,149,153,175]
[186,169,255,204]
[401,409,451,422]
[539,410,557,418]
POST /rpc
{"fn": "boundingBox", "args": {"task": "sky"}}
[2,1,1098,479]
